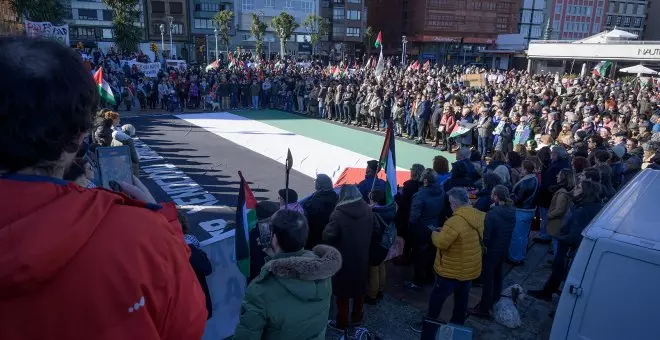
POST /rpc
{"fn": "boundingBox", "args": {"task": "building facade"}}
[604,0,646,37]
[405,0,519,64]
[547,0,606,40]
[0,0,22,36]
[189,0,234,63]
[519,0,546,46]
[233,0,316,59]
[366,0,406,56]
[644,0,660,40]
[321,0,367,58]
[145,0,191,59]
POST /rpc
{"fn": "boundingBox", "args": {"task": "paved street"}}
[125,109,556,340]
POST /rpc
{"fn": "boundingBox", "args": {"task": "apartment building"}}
[547,0,606,40]
[604,0,647,37]
[519,0,547,46]
[321,0,367,58]
[402,0,519,64]
[145,0,190,58]
[189,0,233,63]
[234,0,316,58]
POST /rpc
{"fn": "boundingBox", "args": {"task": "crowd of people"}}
[3,35,660,340]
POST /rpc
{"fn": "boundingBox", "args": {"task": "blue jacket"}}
[357,175,386,202]
[409,183,445,243]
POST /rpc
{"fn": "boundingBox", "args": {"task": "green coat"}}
[234,245,342,340]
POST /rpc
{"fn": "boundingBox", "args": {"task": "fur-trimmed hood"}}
[111,130,131,142]
[258,245,342,301]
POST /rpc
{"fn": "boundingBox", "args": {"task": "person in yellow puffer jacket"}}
[427,187,485,326]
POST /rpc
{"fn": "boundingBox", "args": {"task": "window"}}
[102,10,113,21]
[607,2,614,13]
[348,0,360,3]
[194,19,214,29]
[71,27,96,39]
[171,23,184,35]
[301,0,313,12]
[200,3,221,12]
[332,25,344,37]
[102,28,113,39]
[633,17,643,28]
[242,0,254,10]
[622,16,631,27]
[169,2,183,14]
[333,8,344,19]
[592,23,600,33]
[78,9,97,20]
[626,3,633,14]
[152,1,165,13]
[616,15,623,25]
[553,19,560,30]
[346,27,360,37]
[637,4,645,15]
[606,15,612,25]
[264,0,273,7]
[242,33,251,41]
[284,0,293,8]
[347,10,360,20]
[596,7,603,16]
[295,34,310,42]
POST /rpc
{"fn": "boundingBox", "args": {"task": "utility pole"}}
[166,16,174,59]
[401,35,408,66]
[214,27,219,61]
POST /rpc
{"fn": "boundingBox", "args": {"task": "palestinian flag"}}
[235,171,258,277]
[374,31,383,49]
[93,67,115,105]
[423,60,430,71]
[377,120,397,204]
[593,61,612,77]
[205,59,220,72]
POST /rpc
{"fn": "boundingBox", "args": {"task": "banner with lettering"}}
[119,60,162,78]
[24,20,70,46]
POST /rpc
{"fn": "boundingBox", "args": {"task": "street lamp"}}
[214,27,219,61]
[159,24,165,56]
[166,16,174,59]
[401,35,408,66]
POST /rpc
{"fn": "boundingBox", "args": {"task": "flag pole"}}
[285,148,293,208]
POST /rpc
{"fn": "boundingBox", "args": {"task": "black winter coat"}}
[323,200,374,298]
[303,189,338,249]
[483,203,516,264]
[395,180,422,233]
[512,174,539,209]
[539,158,571,208]
[370,203,397,265]
[557,199,603,246]
[189,245,213,319]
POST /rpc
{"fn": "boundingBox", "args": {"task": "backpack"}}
[375,213,397,253]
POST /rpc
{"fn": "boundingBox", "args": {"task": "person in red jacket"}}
[439,104,457,151]
[0,37,207,339]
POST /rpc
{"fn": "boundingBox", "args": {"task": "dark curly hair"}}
[0,37,99,173]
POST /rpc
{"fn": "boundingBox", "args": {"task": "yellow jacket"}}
[431,206,485,281]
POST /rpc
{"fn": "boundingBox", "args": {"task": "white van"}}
[550,169,660,340]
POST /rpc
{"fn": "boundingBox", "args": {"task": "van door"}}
[566,238,660,340]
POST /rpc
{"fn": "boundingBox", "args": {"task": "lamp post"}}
[214,27,219,61]
[159,24,165,55]
[401,35,408,66]
[166,16,173,59]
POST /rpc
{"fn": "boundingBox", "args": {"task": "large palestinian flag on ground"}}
[235,171,257,277]
[93,67,116,105]
[378,120,397,204]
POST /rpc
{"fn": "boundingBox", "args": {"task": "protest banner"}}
[166,59,188,71]
[138,62,161,78]
[464,73,486,88]
[24,20,70,46]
